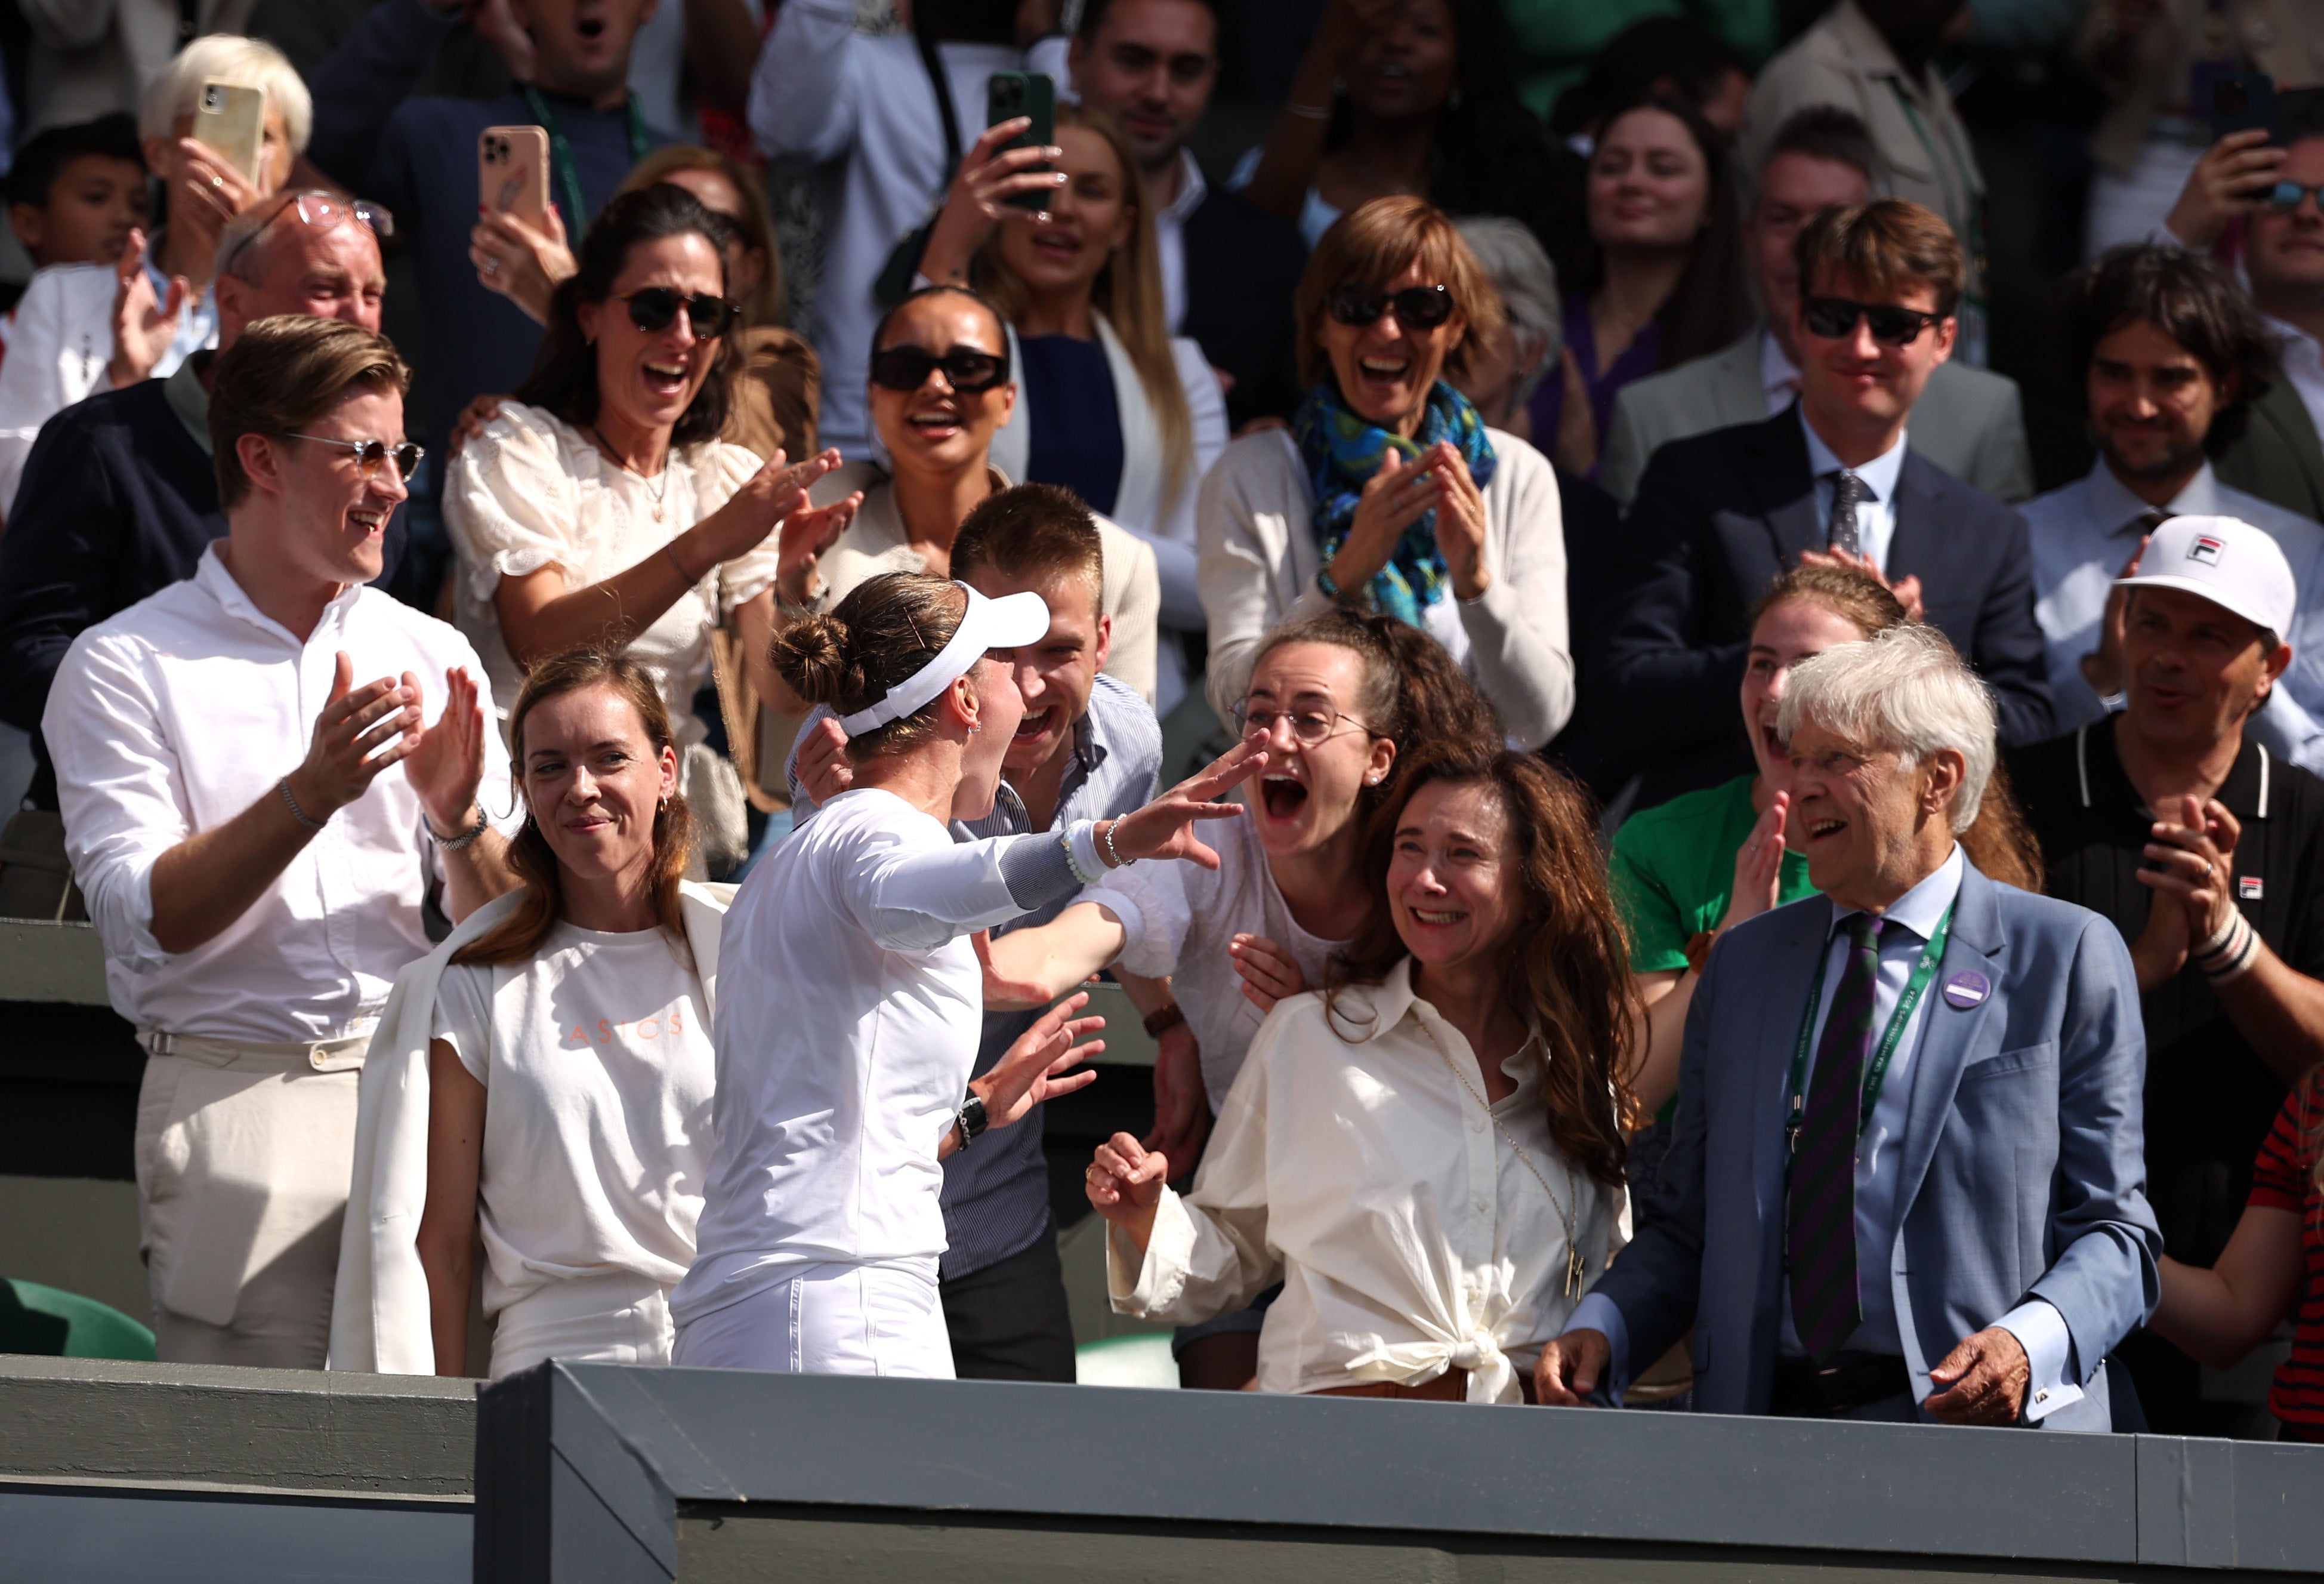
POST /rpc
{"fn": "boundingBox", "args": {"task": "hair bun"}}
[770,613,864,707]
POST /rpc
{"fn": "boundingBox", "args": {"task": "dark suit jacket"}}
[2214,371,2324,526]
[1543,464,1632,801]
[1604,408,2053,809]
[1181,186,1307,430]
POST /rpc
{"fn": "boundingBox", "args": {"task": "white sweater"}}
[1195,426,1575,750]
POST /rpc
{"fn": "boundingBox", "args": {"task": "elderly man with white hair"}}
[1540,622,2162,1429]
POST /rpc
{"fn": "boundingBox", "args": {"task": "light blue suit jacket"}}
[1595,862,2162,1430]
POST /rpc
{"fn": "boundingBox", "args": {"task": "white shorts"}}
[490,1271,675,1379]
[671,1262,953,1378]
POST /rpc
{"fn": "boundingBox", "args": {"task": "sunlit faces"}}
[1317,260,1467,430]
[1749,151,1870,337]
[869,293,1015,474]
[2246,136,2324,298]
[1342,0,1458,124]
[507,0,657,98]
[1742,598,1872,788]
[949,655,1030,824]
[965,565,1110,778]
[576,231,727,435]
[224,209,388,332]
[520,683,681,886]
[1792,267,1955,434]
[2122,586,2288,752]
[1588,105,1711,252]
[11,152,150,267]
[2088,318,2223,485]
[994,124,1135,295]
[1387,778,1522,970]
[1069,0,1219,170]
[1785,719,1933,905]
[252,384,411,587]
[655,165,769,309]
[1240,641,1394,858]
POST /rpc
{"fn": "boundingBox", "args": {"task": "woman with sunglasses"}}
[917,105,1225,717]
[1197,195,1573,751]
[1530,93,1749,480]
[444,185,862,873]
[981,607,1498,1387]
[766,284,1161,713]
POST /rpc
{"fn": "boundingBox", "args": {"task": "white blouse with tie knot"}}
[1108,959,1628,1403]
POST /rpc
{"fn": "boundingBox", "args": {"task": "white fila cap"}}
[837,581,1050,737]
[2115,516,2297,644]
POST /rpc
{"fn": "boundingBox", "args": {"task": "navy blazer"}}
[1594,862,2162,1431]
[1603,408,2054,808]
[1180,186,1307,430]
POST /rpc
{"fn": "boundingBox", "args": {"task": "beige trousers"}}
[132,1030,369,1369]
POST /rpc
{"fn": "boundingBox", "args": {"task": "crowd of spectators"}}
[0,0,2319,1455]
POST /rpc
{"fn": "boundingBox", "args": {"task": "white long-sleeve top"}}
[44,543,518,1044]
[1196,426,1575,748]
[1109,961,1627,1403]
[671,787,1091,1329]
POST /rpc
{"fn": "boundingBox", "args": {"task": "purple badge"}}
[1942,971,1990,1010]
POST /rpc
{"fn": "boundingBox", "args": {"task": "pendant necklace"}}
[592,423,671,522]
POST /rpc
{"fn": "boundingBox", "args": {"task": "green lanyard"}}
[523,84,652,236]
[1785,902,1955,1164]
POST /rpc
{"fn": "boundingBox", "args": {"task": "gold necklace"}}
[591,423,672,522]
[1417,1016,1587,1299]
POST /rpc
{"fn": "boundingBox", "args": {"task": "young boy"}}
[788,483,1165,1380]
[6,113,149,277]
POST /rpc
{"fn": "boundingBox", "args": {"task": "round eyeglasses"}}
[284,433,424,481]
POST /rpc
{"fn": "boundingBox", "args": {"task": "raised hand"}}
[109,229,189,389]
[2140,793,2243,947]
[1326,451,1440,594]
[2165,130,2286,250]
[285,652,421,822]
[1797,546,1924,622]
[1229,933,1306,1014]
[774,494,863,597]
[976,991,1104,1132]
[795,714,854,806]
[1429,441,1491,600]
[1717,791,1788,933]
[2079,532,2151,700]
[445,392,508,460]
[172,137,264,245]
[470,204,575,325]
[916,119,1068,286]
[403,666,490,837]
[1101,737,1267,870]
[1085,1130,1170,1251]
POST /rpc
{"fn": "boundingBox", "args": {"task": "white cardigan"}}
[1196,426,1575,750]
[328,881,733,1375]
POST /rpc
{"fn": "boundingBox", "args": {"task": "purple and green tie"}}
[1789,913,1881,1363]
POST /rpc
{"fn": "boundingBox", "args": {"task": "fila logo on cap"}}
[2239,876,2264,900]
[2188,534,2224,566]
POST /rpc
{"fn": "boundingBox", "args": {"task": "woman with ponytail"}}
[333,651,734,1379]
[669,571,1266,1377]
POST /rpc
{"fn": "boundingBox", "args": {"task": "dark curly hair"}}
[2058,244,2277,455]
[516,183,741,450]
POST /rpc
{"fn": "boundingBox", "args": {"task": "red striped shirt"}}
[2248,1070,2324,1430]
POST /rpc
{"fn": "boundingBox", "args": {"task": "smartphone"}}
[986,72,1057,213]
[2208,69,2280,146]
[192,82,267,186]
[479,125,553,227]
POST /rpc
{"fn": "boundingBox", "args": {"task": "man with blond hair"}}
[1542,624,2160,1429]
[44,317,518,1367]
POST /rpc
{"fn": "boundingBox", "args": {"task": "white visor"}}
[836,581,1051,738]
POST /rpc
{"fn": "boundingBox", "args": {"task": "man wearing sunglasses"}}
[2160,104,2324,526]
[1607,197,2053,810]
[0,189,403,922]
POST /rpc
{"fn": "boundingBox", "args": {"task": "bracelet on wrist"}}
[1316,563,1342,601]
[427,803,490,850]
[664,540,697,585]
[1063,822,1105,886]
[277,775,328,832]
[1142,1003,1186,1038]
[1100,819,1134,870]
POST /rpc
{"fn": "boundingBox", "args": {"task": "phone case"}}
[986,72,1057,212]
[479,125,554,227]
[192,82,267,185]
[2207,69,2280,144]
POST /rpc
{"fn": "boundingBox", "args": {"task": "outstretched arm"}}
[976,901,1131,1007]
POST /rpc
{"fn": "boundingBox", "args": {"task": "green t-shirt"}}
[1610,773,1817,975]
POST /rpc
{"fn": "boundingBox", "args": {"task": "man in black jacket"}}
[1069,0,1307,430]
[0,195,406,916]
[1604,199,2051,809]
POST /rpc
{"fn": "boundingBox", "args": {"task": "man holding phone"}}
[306,0,666,504]
[1066,0,1307,429]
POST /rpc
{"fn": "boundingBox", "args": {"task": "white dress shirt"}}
[1570,845,2079,1420]
[1153,149,1207,337]
[1801,407,1908,573]
[0,263,116,512]
[44,544,518,1045]
[2266,316,2324,443]
[1109,960,1628,1403]
[2024,458,2324,770]
[1760,329,1804,416]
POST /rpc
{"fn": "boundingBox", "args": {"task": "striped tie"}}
[1789,913,1881,1363]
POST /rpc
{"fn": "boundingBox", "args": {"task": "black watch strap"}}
[956,1090,989,1146]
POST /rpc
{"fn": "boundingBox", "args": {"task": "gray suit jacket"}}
[1594,862,2161,1431]
[1601,332,2036,508]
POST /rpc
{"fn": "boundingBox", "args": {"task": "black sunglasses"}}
[285,433,424,480]
[620,287,737,338]
[1801,294,1942,346]
[2266,181,2324,211]
[869,344,1011,393]
[1326,283,1455,329]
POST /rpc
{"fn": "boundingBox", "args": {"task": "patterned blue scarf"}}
[1293,378,1498,626]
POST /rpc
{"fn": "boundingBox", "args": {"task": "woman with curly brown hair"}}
[1087,744,1636,1403]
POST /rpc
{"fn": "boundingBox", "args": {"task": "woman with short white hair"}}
[1450,217,1562,438]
